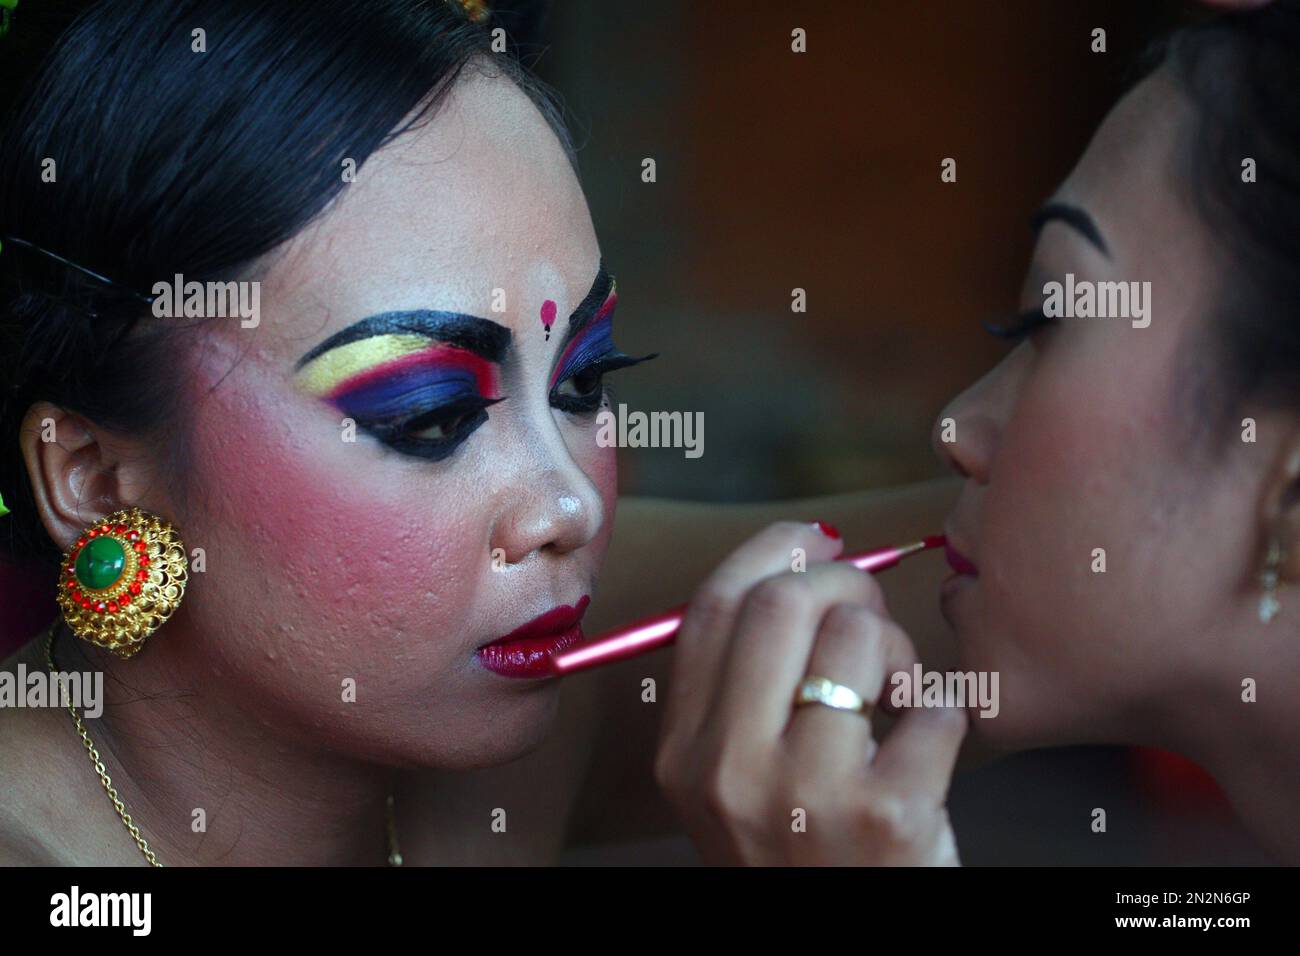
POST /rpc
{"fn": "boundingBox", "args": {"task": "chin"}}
[418,683,565,770]
[965,699,1037,749]
[943,578,1118,751]
[959,653,1102,751]
[943,615,1052,749]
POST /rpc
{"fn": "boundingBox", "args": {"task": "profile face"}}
[934,70,1262,748]
[160,64,633,769]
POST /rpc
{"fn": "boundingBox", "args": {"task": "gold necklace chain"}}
[43,621,403,867]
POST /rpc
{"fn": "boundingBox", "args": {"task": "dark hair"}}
[1157,1,1300,420]
[0,0,572,568]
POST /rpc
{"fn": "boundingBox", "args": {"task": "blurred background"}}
[525,0,1275,865]
[534,0,1181,500]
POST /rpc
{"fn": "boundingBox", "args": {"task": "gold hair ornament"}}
[445,0,490,23]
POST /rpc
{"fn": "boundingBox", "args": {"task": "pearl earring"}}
[1259,538,1283,624]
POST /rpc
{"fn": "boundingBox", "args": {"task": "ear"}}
[1259,422,1300,583]
[18,401,158,551]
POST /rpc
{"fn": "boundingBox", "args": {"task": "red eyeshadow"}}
[327,345,498,401]
[549,291,618,391]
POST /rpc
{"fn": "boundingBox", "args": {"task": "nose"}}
[931,347,1027,485]
[491,458,605,566]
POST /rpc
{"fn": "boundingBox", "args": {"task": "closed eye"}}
[351,395,503,461]
[551,354,653,415]
[314,344,504,462]
[983,307,1056,341]
[548,302,656,415]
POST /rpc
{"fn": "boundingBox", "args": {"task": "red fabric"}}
[1131,746,1232,817]
[0,560,57,657]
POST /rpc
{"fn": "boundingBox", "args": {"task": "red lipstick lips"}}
[944,541,979,577]
[478,596,590,679]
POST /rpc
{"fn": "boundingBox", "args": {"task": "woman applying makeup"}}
[649,1,1300,864]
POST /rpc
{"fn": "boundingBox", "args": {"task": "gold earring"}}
[1259,538,1283,624]
[56,507,189,658]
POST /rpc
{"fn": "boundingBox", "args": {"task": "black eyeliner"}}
[297,311,511,369]
[549,353,657,415]
[361,396,506,461]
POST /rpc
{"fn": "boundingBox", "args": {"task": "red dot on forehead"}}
[540,299,557,329]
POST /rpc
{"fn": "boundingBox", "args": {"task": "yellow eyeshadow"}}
[294,334,433,396]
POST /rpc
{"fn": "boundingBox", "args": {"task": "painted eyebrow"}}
[295,311,512,369]
[1030,201,1109,258]
[560,262,614,345]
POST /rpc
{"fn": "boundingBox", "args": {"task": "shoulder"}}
[0,640,93,865]
[0,711,73,864]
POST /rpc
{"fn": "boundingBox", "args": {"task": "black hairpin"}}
[0,235,155,305]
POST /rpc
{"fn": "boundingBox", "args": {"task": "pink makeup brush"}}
[550,535,946,675]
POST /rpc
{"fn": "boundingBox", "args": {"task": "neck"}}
[51,624,393,866]
[1151,631,1300,863]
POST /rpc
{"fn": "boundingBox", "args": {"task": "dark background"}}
[536,0,1179,499]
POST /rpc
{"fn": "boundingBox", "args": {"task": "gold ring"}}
[793,675,869,715]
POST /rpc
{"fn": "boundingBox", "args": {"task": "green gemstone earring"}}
[0,0,17,41]
[56,507,189,658]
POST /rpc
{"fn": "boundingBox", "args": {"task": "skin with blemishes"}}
[1,60,622,865]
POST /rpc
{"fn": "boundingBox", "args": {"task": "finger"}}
[710,562,884,746]
[784,603,909,775]
[662,522,841,746]
[872,704,968,801]
[874,620,921,718]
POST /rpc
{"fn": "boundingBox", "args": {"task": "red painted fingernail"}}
[811,521,841,540]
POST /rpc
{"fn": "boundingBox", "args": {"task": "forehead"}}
[256,60,598,349]
[1033,66,1225,336]
[1053,69,1199,262]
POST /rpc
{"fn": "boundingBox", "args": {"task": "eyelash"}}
[355,394,502,462]
[550,353,648,415]
[983,307,1056,341]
